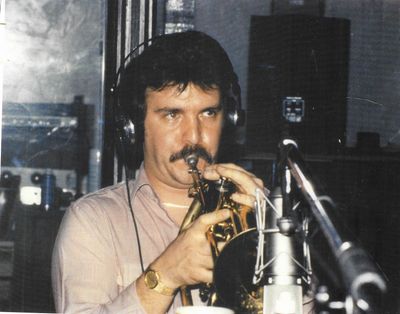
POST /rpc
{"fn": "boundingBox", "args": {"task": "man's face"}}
[143,83,223,190]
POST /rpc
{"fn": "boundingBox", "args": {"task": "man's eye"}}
[165,111,178,119]
[203,109,218,117]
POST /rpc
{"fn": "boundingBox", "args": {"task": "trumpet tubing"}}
[179,155,263,313]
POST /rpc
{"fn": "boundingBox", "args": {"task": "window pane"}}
[0,0,105,312]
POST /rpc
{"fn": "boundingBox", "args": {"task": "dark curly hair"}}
[117,31,241,168]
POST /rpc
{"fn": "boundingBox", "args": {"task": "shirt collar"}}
[129,163,159,203]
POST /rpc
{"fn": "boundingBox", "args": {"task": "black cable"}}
[124,165,145,273]
[112,40,158,274]
[112,36,164,274]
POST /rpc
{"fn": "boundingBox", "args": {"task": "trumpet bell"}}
[213,228,263,314]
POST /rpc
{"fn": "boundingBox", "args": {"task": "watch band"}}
[144,268,176,296]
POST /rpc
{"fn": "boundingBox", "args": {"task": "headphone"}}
[112,33,245,171]
[112,40,149,172]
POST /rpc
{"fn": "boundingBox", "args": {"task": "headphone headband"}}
[113,32,245,171]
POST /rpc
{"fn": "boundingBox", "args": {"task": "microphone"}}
[262,187,309,314]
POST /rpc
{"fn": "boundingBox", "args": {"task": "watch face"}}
[145,270,159,289]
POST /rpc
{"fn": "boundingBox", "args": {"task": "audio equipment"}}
[111,40,151,173]
[262,187,310,314]
[1,101,87,170]
[252,141,312,314]
[280,139,387,313]
[246,15,350,155]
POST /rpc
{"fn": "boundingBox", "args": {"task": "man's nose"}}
[183,116,201,145]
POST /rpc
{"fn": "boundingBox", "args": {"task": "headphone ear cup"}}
[115,110,136,147]
[113,99,138,173]
[226,80,245,127]
[227,105,245,127]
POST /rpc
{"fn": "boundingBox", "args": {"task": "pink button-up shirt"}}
[52,166,203,313]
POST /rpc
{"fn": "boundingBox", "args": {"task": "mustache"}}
[169,145,214,164]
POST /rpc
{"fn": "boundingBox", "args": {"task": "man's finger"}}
[193,209,230,231]
[231,193,256,208]
[204,164,263,195]
[203,163,253,181]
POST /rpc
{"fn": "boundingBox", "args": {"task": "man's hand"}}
[137,208,230,314]
[203,163,265,208]
[152,163,264,289]
[151,208,231,289]
[137,163,265,313]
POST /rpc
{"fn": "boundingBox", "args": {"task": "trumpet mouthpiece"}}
[185,154,199,169]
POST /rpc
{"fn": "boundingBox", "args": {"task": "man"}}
[52,31,264,313]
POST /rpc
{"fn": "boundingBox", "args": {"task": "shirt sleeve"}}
[51,200,147,314]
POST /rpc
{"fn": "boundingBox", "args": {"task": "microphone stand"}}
[258,140,312,314]
[280,139,387,313]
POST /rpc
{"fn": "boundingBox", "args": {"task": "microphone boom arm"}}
[281,140,387,313]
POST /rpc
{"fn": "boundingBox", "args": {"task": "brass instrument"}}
[179,154,264,313]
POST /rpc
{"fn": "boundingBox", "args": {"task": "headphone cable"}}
[111,39,160,275]
[124,165,145,273]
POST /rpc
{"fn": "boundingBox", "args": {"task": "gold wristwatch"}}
[144,268,176,296]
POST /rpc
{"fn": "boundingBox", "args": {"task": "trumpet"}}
[179,154,263,313]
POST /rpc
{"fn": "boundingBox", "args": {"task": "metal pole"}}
[0,0,6,168]
[281,140,386,313]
